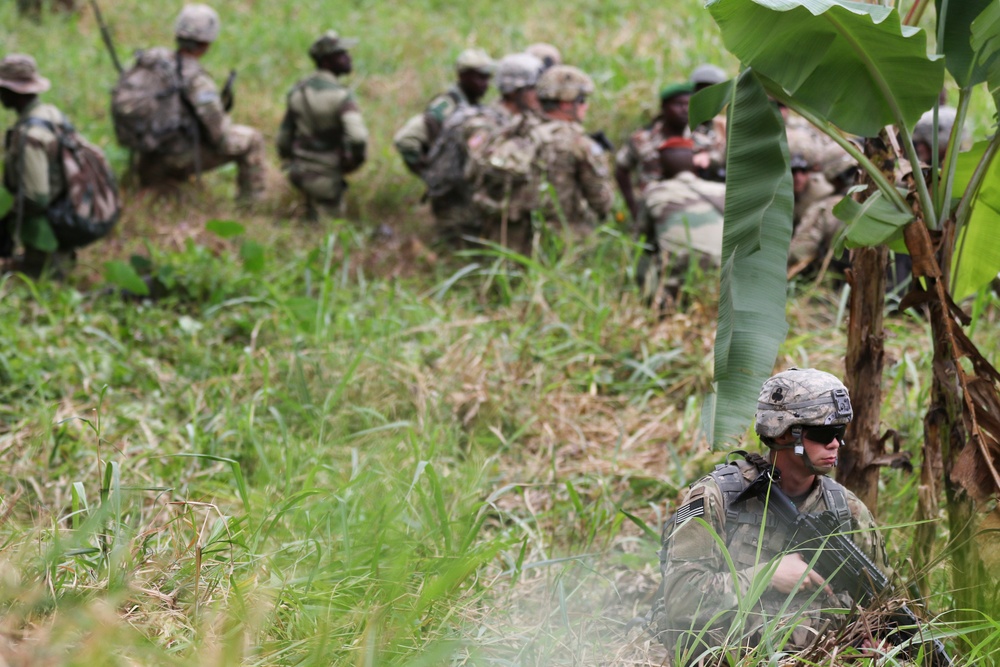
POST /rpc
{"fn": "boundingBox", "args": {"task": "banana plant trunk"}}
[838,134,893,514]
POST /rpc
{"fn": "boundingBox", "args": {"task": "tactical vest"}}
[705,455,852,570]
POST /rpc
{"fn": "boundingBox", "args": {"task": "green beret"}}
[659,82,695,102]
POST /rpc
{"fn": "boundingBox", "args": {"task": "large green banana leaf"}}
[971,1,1000,109]
[707,0,944,137]
[704,71,793,448]
[936,0,996,87]
[952,141,1000,300]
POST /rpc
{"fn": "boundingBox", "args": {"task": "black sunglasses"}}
[802,425,846,443]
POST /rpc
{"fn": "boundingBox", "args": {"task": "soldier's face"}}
[792,168,811,195]
[661,94,690,131]
[331,51,352,75]
[459,71,492,102]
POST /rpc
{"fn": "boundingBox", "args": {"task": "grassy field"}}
[3,0,1000,665]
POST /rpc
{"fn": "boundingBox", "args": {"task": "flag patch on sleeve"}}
[674,498,705,525]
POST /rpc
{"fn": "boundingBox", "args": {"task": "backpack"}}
[422,105,503,199]
[21,117,121,248]
[111,47,192,153]
[465,114,545,223]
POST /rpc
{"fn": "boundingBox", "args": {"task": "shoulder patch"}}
[675,498,705,525]
[195,90,220,105]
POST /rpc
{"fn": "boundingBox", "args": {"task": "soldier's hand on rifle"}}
[771,553,833,597]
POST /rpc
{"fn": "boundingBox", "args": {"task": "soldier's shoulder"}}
[425,91,459,120]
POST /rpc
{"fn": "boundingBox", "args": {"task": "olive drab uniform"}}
[532,117,614,233]
[659,456,887,664]
[393,85,479,244]
[3,99,66,255]
[637,171,725,303]
[277,69,369,220]
[135,50,266,201]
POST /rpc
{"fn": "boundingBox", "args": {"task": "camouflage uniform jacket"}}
[615,117,667,195]
[393,84,469,174]
[794,174,834,225]
[533,118,613,226]
[277,69,368,174]
[789,193,845,271]
[640,171,725,268]
[3,99,66,250]
[660,458,887,662]
[149,49,229,155]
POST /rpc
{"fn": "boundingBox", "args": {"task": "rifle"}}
[734,465,953,667]
[89,0,123,75]
[220,69,237,113]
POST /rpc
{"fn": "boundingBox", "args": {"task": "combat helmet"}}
[525,43,562,70]
[496,53,544,94]
[175,4,220,43]
[755,368,852,440]
[913,106,959,151]
[536,65,594,102]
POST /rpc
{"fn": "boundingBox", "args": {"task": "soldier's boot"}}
[307,198,344,223]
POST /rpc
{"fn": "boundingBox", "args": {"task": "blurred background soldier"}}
[689,64,729,182]
[394,48,495,245]
[117,4,266,203]
[636,137,725,308]
[393,48,496,177]
[1,55,77,276]
[492,53,544,121]
[615,82,694,220]
[788,141,858,280]
[532,65,613,234]
[277,30,369,221]
[525,43,562,71]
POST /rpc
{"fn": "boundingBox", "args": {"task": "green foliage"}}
[707,0,944,137]
[703,71,792,448]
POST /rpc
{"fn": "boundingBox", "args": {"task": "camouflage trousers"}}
[286,161,346,222]
[137,125,267,201]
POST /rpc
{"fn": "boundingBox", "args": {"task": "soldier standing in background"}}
[492,53,544,121]
[126,4,267,203]
[277,30,369,221]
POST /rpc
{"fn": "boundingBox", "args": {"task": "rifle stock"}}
[737,467,953,667]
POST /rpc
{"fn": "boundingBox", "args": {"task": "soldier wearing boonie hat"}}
[277,29,369,221]
[1,54,74,275]
[615,81,695,220]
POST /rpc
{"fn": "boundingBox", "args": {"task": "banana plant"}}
[695,0,1000,633]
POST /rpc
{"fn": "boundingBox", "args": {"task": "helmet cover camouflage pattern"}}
[525,43,562,69]
[496,53,544,94]
[309,30,358,60]
[536,65,594,102]
[755,368,853,440]
[913,106,958,148]
[175,4,220,43]
[455,48,496,75]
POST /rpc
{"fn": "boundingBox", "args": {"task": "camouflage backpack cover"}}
[465,114,545,223]
[422,105,504,199]
[111,47,192,153]
[21,117,121,248]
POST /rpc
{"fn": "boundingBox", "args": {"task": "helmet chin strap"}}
[784,426,839,475]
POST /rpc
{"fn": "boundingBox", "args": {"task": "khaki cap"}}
[455,48,495,75]
[0,54,51,95]
[309,30,358,59]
